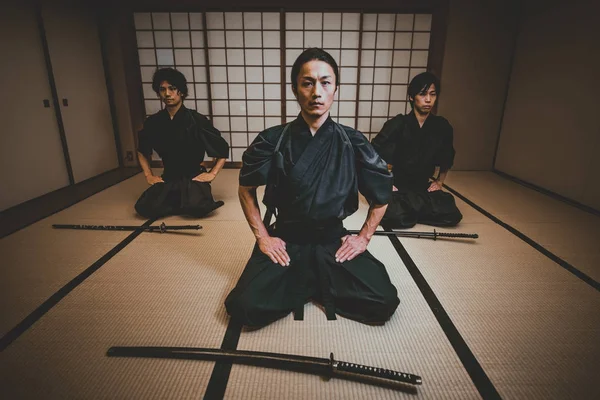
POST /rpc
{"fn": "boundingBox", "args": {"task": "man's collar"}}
[408,109,433,127]
[163,103,187,120]
[294,113,333,134]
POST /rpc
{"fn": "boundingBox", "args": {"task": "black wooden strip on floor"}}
[0,218,156,351]
[493,169,600,217]
[204,212,273,399]
[381,222,502,400]
[203,319,243,399]
[443,183,600,292]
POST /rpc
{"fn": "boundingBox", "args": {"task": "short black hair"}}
[407,72,440,107]
[152,68,189,98]
[290,48,340,91]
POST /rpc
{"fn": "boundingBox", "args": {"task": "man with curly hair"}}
[135,68,229,218]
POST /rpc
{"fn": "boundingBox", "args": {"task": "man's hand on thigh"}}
[258,236,291,266]
[335,235,368,263]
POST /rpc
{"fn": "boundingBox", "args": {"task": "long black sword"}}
[107,346,422,388]
[52,222,201,233]
[347,229,478,240]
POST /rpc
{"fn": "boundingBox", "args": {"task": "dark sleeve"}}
[348,129,393,205]
[238,127,280,187]
[371,114,403,165]
[436,119,455,172]
[193,113,230,159]
[136,117,154,159]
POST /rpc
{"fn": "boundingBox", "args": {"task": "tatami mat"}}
[0,173,152,338]
[226,237,480,399]
[223,199,480,399]
[0,219,255,399]
[45,172,149,223]
[444,171,600,282]
[398,182,600,399]
[0,169,246,340]
[2,169,599,399]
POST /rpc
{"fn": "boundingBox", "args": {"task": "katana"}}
[107,346,422,388]
[52,222,201,233]
[348,229,478,240]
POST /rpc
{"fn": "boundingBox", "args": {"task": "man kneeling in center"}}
[225,48,400,327]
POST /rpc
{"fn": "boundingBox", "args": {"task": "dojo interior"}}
[1,0,599,399]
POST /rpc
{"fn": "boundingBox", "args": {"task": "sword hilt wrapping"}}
[329,353,422,385]
[436,232,479,239]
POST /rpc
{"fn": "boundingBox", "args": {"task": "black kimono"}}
[135,105,229,218]
[225,116,400,327]
[372,112,462,228]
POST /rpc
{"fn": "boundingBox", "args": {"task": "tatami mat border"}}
[0,218,156,351]
[381,222,502,400]
[203,215,274,398]
[443,183,600,292]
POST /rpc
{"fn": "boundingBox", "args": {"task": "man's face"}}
[411,84,437,115]
[293,60,337,119]
[158,80,183,108]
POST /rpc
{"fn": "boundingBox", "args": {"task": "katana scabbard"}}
[52,222,201,233]
[347,229,478,240]
[106,346,422,387]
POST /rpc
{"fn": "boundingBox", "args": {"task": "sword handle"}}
[330,353,422,385]
[436,232,479,239]
[149,223,201,232]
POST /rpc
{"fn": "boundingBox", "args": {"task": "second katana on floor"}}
[52,222,201,233]
[347,229,478,240]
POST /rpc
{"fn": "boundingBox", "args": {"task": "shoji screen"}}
[284,12,360,128]
[357,13,431,141]
[205,12,281,163]
[134,11,432,160]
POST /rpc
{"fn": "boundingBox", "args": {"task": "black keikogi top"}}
[137,105,229,182]
[372,112,455,191]
[240,115,392,223]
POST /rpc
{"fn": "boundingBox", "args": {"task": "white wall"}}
[495,0,600,209]
[42,3,119,183]
[437,0,518,170]
[0,3,70,211]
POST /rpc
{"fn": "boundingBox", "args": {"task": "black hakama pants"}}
[135,178,223,218]
[383,188,462,229]
[225,221,400,327]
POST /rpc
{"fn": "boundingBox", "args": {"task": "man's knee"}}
[382,214,417,229]
[376,288,401,318]
[183,200,224,217]
[134,201,164,218]
[336,283,400,324]
[225,291,278,327]
[434,211,462,227]
[445,211,462,226]
[351,295,400,324]
[135,184,170,218]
